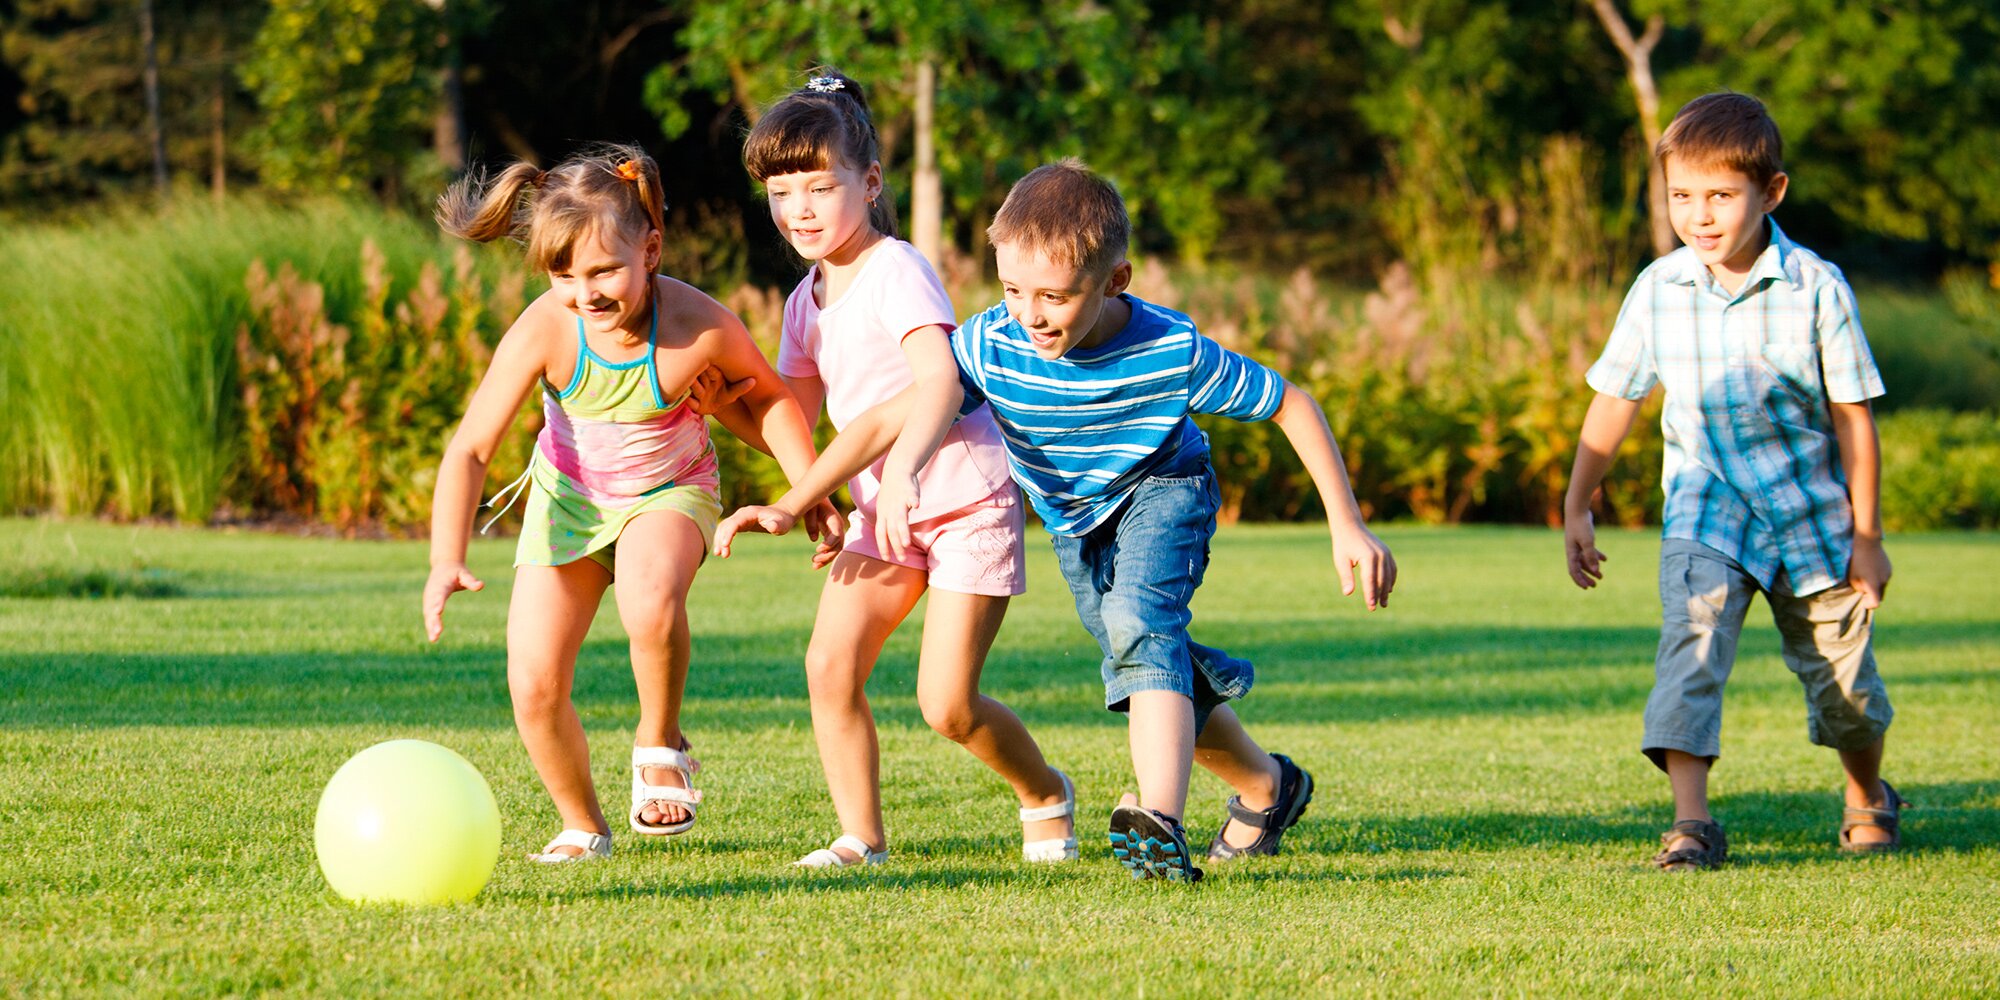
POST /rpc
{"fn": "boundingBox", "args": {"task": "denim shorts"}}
[1049,466,1253,734]
[1642,538,1892,770]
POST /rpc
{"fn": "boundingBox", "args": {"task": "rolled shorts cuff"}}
[1104,665,1194,707]
[1806,708,1892,752]
[1640,729,1720,772]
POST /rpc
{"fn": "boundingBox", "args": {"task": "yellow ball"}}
[314,740,501,905]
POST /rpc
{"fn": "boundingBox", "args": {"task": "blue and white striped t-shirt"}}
[951,294,1287,536]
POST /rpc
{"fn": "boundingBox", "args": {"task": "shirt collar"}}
[1665,218,1801,293]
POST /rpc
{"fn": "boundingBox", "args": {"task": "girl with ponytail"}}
[424,142,843,862]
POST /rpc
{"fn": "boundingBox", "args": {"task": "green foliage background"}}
[1,1,1996,532]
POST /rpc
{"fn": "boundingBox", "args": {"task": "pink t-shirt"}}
[778,239,1012,521]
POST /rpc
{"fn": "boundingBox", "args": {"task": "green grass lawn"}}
[2,519,1996,996]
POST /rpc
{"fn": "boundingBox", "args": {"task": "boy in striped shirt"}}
[1563,93,1902,871]
[716,160,1395,881]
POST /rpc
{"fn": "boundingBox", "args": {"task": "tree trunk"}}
[1589,0,1677,257]
[912,60,943,267]
[210,35,225,203]
[433,3,466,173]
[139,0,169,201]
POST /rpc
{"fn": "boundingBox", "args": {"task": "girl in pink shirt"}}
[721,72,1074,867]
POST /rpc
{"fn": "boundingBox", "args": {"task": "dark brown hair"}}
[987,158,1129,280]
[742,70,898,238]
[1656,92,1785,187]
[435,141,667,273]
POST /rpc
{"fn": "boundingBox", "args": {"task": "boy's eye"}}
[812,186,832,194]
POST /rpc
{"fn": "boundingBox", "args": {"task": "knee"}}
[508,666,569,721]
[622,594,687,651]
[919,695,979,744]
[803,648,865,705]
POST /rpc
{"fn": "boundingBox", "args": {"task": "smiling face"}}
[993,242,1132,359]
[762,157,882,266]
[1664,158,1788,290]
[549,222,659,338]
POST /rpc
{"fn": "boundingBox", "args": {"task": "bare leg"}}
[1192,706,1283,849]
[612,512,707,828]
[1124,690,1196,821]
[508,560,613,857]
[1662,749,1713,854]
[1838,736,1892,845]
[915,590,1068,844]
[803,551,927,862]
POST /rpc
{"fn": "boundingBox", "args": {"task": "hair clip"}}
[805,76,844,94]
[615,160,642,181]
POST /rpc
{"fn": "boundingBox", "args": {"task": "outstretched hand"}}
[1331,524,1396,610]
[423,563,485,642]
[1564,510,1607,590]
[685,365,756,417]
[712,504,800,559]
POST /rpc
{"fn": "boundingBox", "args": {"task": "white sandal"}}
[527,828,611,864]
[793,834,888,868]
[1020,768,1078,863]
[630,745,703,836]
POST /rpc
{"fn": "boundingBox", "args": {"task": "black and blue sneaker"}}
[1107,805,1203,883]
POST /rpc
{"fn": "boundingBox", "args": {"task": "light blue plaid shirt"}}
[1587,220,1885,595]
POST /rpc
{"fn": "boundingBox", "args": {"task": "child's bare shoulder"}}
[495,287,573,365]
[657,276,749,349]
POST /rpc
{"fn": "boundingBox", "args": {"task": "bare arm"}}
[875,326,963,556]
[1831,399,1890,607]
[712,387,916,557]
[1269,382,1396,609]
[424,311,549,640]
[1561,392,1645,589]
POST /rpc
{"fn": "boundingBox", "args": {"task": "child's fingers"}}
[1853,576,1883,609]
[1335,550,1356,598]
[712,517,742,558]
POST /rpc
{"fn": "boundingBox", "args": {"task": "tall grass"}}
[0,198,518,522]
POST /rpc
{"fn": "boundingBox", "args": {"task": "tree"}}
[1589,0,1675,256]
[646,0,1281,263]
[1,0,257,200]
[239,0,445,197]
[1651,0,2000,262]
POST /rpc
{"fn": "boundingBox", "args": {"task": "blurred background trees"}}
[2,0,1996,532]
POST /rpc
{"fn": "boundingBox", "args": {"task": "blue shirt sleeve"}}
[1816,274,1886,404]
[950,312,990,417]
[1187,333,1285,421]
[1586,276,1660,400]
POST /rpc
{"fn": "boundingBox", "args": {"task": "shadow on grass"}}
[496,863,1031,902]
[1292,781,1999,863]
[4,619,1995,730]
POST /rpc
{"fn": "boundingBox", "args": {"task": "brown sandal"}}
[1651,818,1727,871]
[1839,781,1906,853]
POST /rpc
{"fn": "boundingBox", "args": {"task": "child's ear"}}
[1762,171,1789,212]
[1104,260,1133,298]
[644,229,662,271]
[866,161,884,203]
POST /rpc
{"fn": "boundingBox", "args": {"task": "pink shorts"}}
[844,485,1027,597]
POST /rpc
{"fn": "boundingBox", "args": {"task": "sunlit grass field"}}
[2,519,1995,996]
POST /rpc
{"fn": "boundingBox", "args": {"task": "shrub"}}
[1879,409,2000,531]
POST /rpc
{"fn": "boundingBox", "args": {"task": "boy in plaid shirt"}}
[1563,93,1902,870]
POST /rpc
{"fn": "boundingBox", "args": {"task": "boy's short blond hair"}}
[986,159,1129,280]
[1656,92,1785,187]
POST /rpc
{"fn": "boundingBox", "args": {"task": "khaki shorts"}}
[1642,539,1892,770]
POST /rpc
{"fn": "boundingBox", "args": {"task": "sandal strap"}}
[830,834,884,861]
[1225,796,1273,829]
[1019,770,1075,822]
[632,745,699,775]
[538,828,611,857]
